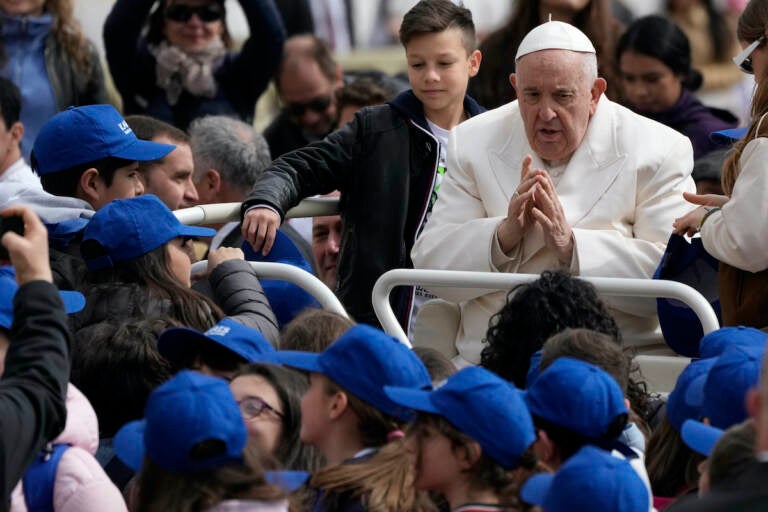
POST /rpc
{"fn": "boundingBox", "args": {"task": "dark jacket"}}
[634,90,738,160]
[0,281,70,504]
[670,461,768,511]
[242,90,484,327]
[273,0,314,37]
[103,0,285,130]
[74,259,279,345]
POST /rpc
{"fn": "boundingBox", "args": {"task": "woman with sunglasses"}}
[103,0,285,130]
[0,0,109,161]
[673,0,768,330]
[230,363,321,474]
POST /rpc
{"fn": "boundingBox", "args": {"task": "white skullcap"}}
[515,20,596,61]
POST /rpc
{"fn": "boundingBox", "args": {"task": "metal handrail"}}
[372,269,720,346]
[192,260,348,319]
[175,197,340,225]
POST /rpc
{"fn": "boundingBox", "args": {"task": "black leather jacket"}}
[241,90,484,327]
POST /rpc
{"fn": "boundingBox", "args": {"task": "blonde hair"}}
[310,379,431,511]
[722,1,768,194]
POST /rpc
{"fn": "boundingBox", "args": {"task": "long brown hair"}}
[645,417,703,497]
[130,454,285,511]
[83,244,223,331]
[0,0,95,76]
[722,0,768,194]
[310,378,432,512]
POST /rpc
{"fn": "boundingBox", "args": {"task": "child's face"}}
[405,28,481,121]
[299,373,334,446]
[407,420,465,493]
[230,374,284,458]
[165,237,192,287]
[91,162,144,211]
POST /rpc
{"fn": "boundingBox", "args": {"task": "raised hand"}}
[0,206,52,285]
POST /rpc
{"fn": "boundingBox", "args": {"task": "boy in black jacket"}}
[241,0,483,329]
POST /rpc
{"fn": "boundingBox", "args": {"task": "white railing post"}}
[192,261,348,319]
[175,197,340,225]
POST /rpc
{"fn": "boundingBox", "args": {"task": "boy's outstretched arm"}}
[0,206,70,502]
[240,112,364,255]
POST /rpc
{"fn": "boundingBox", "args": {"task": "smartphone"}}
[0,216,24,261]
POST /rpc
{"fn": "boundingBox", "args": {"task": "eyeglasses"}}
[733,36,765,74]
[164,3,224,23]
[284,96,332,118]
[238,396,283,421]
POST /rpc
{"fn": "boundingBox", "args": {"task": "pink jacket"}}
[10,384,127,512]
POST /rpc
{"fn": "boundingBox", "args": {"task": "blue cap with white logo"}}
[33,105,175,176]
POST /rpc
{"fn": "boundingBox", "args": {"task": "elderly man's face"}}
[511,50,605,164]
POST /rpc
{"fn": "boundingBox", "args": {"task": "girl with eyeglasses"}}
[230,363,322,474]
[673,0,768,330]
[103,0,285,130]
[0,0,109,161]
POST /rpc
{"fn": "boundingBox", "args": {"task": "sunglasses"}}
[733,36,765,74]
[164,3,224,23]
[238,396,283,421]
[284,96,332,118]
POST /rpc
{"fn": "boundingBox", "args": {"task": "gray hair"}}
[581,52,598,85]
[188,116,272,192]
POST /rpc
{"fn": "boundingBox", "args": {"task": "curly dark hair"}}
[480,270,621,388]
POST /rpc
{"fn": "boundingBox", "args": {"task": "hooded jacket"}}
[10,384,127,512]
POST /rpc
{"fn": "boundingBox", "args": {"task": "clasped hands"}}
[496,155,573,265]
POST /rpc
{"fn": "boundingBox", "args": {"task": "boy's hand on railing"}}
[242,207,280,256]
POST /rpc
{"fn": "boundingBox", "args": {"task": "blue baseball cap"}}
[277,324,431,421]
[384,366,536,469]
[681,419,724,456]
[699,326,767,359]
[686,344,765,429]
[524,357,628,440]
[158,318,278,366]
[0,266,85,329]
[666,358,717,432]
[521,445,649,512]
[710,126,747,145]
[525,349,543,388]
[82,195,216,270]
[114,370,247,473]
[32,105,175,176]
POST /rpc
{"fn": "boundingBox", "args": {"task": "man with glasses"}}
[264,34,344,158]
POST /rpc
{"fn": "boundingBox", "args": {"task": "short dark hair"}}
[334,77,397,113]
[34,153,133,199]
[480,270,621,389]
[399,0,476,54]
[617,15,702,91]
[124,115,188,174]
[276,35,337,92]
[0,76,21,127]
[72,318,175,437]
[540,329,628,393]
